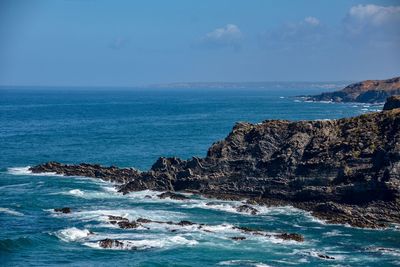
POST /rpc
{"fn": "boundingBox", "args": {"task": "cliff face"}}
[30,98,400,228]
[307,76,400,103]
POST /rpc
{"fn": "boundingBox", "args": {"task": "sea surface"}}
[1,86,399,267]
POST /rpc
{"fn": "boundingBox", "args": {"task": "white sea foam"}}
[0,207,24,216]
[56,227,91,242]
[60,208,186,223]
[7,166,63,177]
[83,235,198,250]
[323,230,351,237]
[366,247,400,257]
[218,260,271,266]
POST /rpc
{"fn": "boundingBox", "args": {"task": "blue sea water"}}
[0,86,399,267]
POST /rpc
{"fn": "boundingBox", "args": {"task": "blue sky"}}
[0,0,399,86]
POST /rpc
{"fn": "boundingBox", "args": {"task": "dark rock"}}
[136,218,153,223]
[275,233,304,242]
[54,207,71,213]
[117,221,140,229]
[108,215,128,222]
[383,95,400,110]
[236,204,259,215]
[98,238,125,249]
[231,236,246,241]
[177,220,196,226]
[305,76,400,103]
[317,254,335,260]
[157,191,189,200]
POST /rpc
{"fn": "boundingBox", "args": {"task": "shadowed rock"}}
[383,95,400,110]
[305,76,400,103]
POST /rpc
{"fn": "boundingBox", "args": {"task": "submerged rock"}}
[275,233,304,242]
[54,207,71,214]
[231,236,246,241]
[157,191,189,200]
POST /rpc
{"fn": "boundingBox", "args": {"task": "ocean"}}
[1,86,399,266]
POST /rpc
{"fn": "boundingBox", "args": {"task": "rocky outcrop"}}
[306,76,400,103]
[383,95,400,111]
[30,98,400,228]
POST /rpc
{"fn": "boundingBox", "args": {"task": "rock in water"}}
[275,233,304,242]
[98,239,125,249]
[236,205,259,215]
[30,96,400,228]
[54,207,71,213]
[157,191,189,200]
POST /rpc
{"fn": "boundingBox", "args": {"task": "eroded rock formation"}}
[30,97,400,228]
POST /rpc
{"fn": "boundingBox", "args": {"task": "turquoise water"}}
[1,86,399,266]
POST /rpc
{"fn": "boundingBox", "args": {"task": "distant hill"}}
[306,76,400,103]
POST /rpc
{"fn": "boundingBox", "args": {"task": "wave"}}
[0,207,24,216]
[218,260,271,267]
[7,166,62,177]
[52,208,186,224]
[56,227,92,242]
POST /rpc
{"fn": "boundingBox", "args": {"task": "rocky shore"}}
[30,97,400,228]
[305,76,400,103]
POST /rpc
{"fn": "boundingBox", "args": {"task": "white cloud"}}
[198,24,242,49]
[344,4,400,41]
[304,16,320,26]
[348,4,400,26]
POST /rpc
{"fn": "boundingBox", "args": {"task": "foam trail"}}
[0,207,24,216]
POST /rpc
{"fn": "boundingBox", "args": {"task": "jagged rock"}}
[108,215,128,222]
[275,233,304,242]
[177,220,196,226]
[30,97,400,228]
[157,191,189,200]
[236,205,259,215]
[98,238,125,249]
[117,221,140,229]
[305,76,400,103]
[136,218,153,223]
[54,207,71,213]
[231,236,246,241]
[383,95,400,110]
[317,254,335,260]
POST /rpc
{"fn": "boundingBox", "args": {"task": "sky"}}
[0,0,399,86]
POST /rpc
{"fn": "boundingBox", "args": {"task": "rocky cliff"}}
[30,98,400,228]
[306,76,400,103]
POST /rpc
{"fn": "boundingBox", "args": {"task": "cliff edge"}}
[306,76,400,103]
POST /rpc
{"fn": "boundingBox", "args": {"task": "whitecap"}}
[56,227,91,242]
[218,260,271,266]
[7,166,63,177]
[0,207,24,216]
